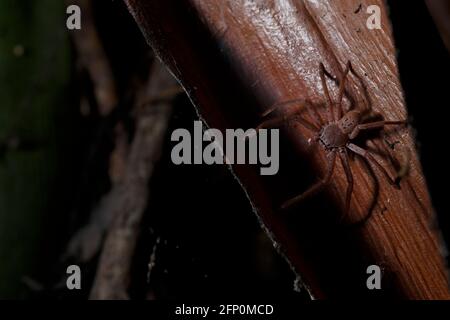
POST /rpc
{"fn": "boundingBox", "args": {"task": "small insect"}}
[256,61,407,216]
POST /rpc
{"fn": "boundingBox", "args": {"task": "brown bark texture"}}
[123,0,450,299]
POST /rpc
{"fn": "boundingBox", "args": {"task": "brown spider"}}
[256,61,407,216]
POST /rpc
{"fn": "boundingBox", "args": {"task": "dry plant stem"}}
[89,61,177,300]
[65,125,128,264]
[124,0,449,299]
[65,124,130,264]
[69,0,118,116]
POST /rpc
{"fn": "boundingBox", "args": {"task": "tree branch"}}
[89,61,177,299]
[123,0,449,299]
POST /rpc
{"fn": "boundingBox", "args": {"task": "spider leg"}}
[281,150,337,210]
[262,99,302,117]
[380,137,411,185]
[336,61,352,120]
[319,63,335,123]
[321,62,359,112]
[346,61,372,114]
[262,98,324,128]
[339,148,354,219]
[349,119,407,139]
[347,143,400,189]
[256,113,318,133]
[304,99,325,127]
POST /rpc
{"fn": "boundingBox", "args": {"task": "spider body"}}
[319,110,361,149]
[319,123,347,149]
[256,61,407,217]
[338,110,361,135]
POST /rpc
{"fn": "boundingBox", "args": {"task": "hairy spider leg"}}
[319,63,334,123]
[256,111,318,133]
[262,98,324,128]
[349,120,407,139]
[257,99,324,133]
[322,60,371,118]
[347,143,400,189]
[320,61,351,122]
[336,61,352,120]
[346,61,372,115]
[339,148,354,219]
[281,150,337,210]
[303,99,324,127]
